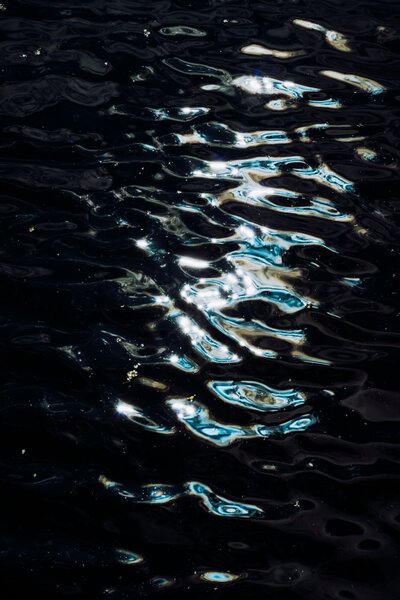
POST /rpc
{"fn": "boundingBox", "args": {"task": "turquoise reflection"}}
[165,153,353,195]
[222,182,349,221]
[208,380,305,412]
[100,476,263,518]
[161,121,290,148]
[186,482,263,518]
[166,398,316,446]
[163,56,343,111]
[168,353,199,372]
[207,313,305,356]
[172,312,240,364]
[116,549,143,565]
[200,571,240,583]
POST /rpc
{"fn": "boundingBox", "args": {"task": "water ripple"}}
[1,1,398,597]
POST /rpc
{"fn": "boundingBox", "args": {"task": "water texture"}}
[0,1,400,598]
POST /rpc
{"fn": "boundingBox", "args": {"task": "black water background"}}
[1,1,400,598]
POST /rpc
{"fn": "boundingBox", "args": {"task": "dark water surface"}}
[1,0,400,598]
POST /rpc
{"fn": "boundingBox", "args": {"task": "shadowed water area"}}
[0,0,400,598]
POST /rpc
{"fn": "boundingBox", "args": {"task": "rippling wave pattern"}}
[1,1,400,598]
